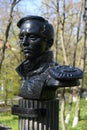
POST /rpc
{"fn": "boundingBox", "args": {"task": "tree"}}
[0,0,22,70]
[40,0,86,129]
[0,0,23,105]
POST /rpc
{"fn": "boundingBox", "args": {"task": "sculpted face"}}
[19,20,48,60]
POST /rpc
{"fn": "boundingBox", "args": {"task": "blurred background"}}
[0,0,87,130]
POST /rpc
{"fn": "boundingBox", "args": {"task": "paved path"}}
[0,107,11,113]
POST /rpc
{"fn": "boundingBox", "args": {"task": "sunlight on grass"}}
[0,112,18,130]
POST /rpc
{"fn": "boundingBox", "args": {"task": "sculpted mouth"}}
[23,47,33,54]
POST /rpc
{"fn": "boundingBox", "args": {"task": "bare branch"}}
[0,0,21,70]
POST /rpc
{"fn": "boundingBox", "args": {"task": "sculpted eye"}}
[29,34,40,40]
[19,34,24,40]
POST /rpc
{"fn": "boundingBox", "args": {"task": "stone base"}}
[12,98,59,130]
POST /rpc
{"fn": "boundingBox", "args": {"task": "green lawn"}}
[0,112,18,130]
[0,99,87,130]
[59,99,87,130]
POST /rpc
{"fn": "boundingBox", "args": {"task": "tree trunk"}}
[65,89,73,124]
[60,1,67,130]
[61,88,67,130]
[0,0,21,70]
[72,94,80,128]
[55,0,59,61]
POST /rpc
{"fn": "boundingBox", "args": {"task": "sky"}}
[18,0,41,16]
[18,0,81,16]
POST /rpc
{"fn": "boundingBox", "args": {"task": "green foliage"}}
[0,46,21,104]
[83,73,87,88]
[59,99,87,130]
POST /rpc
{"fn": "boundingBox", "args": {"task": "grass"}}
[0,112,18,130]
[59,99,87,130]
[0,99,87,130]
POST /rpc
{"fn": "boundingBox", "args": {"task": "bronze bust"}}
[16,16,83,100]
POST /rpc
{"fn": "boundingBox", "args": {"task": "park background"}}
[0,0,87,130]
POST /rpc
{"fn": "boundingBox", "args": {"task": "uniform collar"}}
[16,51,54,78]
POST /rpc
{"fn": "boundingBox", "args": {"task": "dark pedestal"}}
[12,98,59,130]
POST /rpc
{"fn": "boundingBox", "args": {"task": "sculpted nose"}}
[22,36,28,46]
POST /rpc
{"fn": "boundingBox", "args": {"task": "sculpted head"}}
[17,16,54,60]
